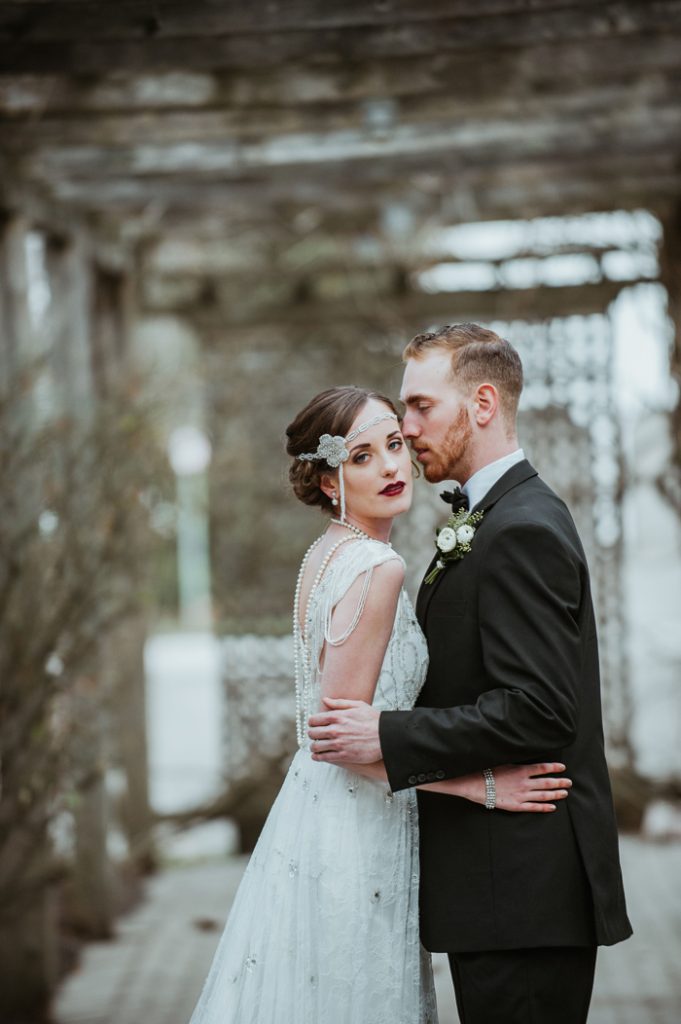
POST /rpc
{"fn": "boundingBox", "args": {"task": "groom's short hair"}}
[403,322,523,424]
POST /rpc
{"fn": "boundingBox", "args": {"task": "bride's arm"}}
[317,557,405,705]
[346,760,572,812]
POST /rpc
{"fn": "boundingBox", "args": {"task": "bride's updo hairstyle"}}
[286,386,400,513]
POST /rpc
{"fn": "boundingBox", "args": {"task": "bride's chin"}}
[390,495,413,516]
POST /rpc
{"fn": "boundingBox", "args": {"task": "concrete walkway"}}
[53,836,681,1024]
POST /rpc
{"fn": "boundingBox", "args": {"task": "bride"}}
[188,386,572,1024]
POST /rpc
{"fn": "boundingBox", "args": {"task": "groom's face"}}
[400,350,475,484]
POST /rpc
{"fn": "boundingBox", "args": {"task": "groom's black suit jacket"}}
[380,460,632,952]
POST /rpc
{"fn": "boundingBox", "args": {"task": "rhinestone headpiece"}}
[297,411,398,522]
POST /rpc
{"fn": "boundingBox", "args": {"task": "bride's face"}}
[330,399,413,522]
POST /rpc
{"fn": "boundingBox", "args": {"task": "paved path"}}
[53,836,681,1024]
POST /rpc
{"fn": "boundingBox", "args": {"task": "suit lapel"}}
[416,459,538,630]
[415,550,440,627]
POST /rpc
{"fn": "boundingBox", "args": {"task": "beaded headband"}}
[297,411,398,522]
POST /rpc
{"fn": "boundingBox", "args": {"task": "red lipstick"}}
[380,481,406,496]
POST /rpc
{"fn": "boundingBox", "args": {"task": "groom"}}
[309,323,632,1024]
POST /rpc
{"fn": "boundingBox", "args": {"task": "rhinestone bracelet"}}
[483,767,496,810]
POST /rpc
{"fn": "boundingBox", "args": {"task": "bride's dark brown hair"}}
[286,386,400,513]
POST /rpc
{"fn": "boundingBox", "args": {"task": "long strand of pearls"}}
[293,520,393,746]
[293,531,357,746]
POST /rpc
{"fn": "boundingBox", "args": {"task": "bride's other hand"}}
[427,762,572,811]
[483,762,572,812]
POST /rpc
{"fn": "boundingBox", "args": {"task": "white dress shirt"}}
[461,448,525,511]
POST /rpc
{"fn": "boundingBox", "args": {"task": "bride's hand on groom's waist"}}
[308,698,381,764]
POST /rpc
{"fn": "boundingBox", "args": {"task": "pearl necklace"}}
[330,519,391,546]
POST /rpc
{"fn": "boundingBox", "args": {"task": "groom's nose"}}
[401,410,419,437]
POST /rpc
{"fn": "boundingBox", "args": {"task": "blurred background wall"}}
[1,2,680,1021]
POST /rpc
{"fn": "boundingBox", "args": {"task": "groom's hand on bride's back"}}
[308,698,382,764]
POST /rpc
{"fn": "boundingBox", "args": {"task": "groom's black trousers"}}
[447,945,597,1024]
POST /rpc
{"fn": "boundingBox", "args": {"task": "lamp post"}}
[167,425,213,629]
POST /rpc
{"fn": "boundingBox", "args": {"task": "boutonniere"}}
[424,507,485,584]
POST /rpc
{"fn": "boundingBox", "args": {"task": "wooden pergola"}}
[2,1,681,407]
[0,3,680,237]
[2,1,680,461]
[1,4,681,1017]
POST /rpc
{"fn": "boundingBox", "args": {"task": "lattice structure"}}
[221,635,295,782]
[510,315,633,766]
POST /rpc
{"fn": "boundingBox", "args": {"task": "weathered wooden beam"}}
[0,1,622,40]
[17,100,681,182]
[3,75,679,152]
[31,156,681,225]
[137,229,657,291]
[187,277,638,330]
[1,1,680,73]
[1,33,680,116]
[0,0,673,43]
[5,116,675,228]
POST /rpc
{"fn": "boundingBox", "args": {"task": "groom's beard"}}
[423,407,474,483]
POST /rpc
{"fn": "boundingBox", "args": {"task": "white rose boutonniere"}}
[425,507,485,584]
[436,527,458,553]
[456,524,476,545]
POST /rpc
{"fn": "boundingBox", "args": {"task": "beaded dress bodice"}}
[296,538,428,747]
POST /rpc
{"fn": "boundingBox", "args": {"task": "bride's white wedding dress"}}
[189,537,438,1024]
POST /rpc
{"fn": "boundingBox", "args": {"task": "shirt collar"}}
[461,448,525,511]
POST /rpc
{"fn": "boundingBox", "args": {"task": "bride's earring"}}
[331,492,338,506]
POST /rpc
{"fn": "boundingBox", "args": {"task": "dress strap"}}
[319,540,403,649]
[323,565,375,646]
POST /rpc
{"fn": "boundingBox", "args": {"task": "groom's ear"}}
[473,383,498,426]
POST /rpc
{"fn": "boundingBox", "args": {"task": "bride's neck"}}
[329,515,393,544]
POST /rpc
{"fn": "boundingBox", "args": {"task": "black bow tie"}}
[440,487,469,512]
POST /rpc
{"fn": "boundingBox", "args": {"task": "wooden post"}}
[44,229,115,938]
[92,265,129,397]
[44,231,94,417]
[107,614,155,872]
[70,689,114,938]
[0,211,59,1023]
[0,212,33,397]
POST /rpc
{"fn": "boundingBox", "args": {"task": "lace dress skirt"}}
[188,747,437,1024]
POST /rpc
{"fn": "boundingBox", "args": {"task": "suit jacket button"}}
[408,775,418,785]
[417,773,427,783]
[436,770,445,780]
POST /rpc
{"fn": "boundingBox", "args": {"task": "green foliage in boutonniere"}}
[424,507,485,584]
